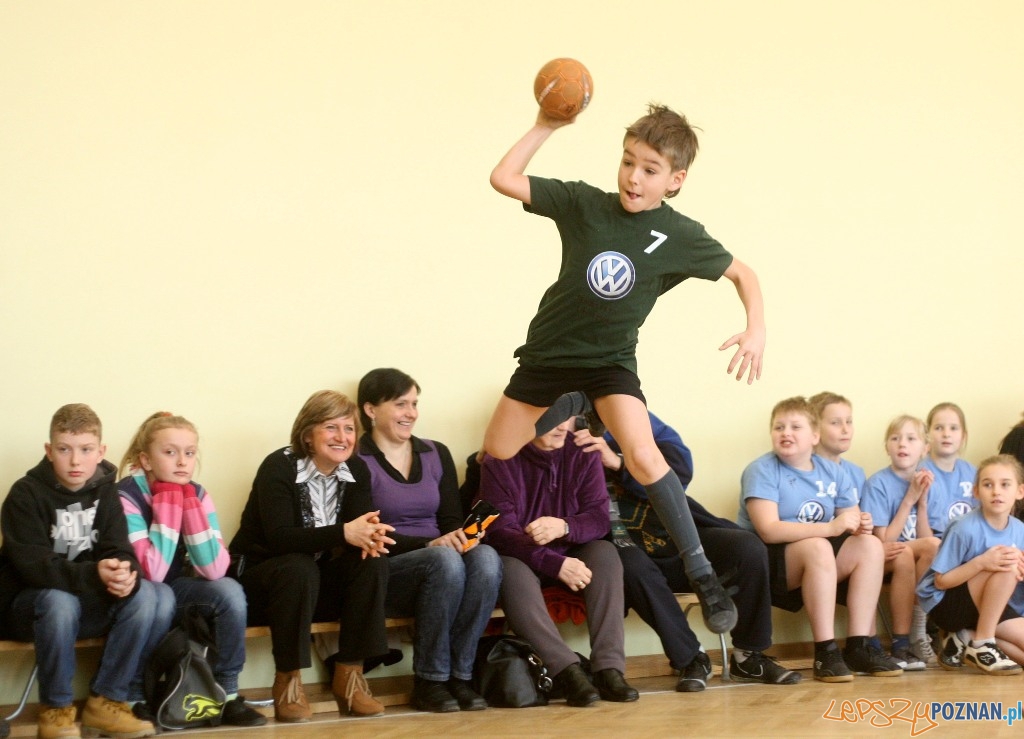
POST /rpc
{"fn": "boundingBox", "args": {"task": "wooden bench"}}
[1,593,724,725]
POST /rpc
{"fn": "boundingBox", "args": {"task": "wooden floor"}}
[7,657,1024,738]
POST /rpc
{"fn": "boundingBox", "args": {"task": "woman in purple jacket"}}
[358,368,501,714]
[479,419,639,707]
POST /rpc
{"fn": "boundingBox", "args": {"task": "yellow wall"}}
[2,0,1023,699]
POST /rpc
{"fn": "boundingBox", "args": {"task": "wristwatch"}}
[563,520,569,538]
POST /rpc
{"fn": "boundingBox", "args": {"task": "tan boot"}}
[332,662,384,716]
[271,670,311,723]
[80,695,155,738]
[37,704,80,739]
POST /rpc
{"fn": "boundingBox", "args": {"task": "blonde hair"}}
[120,412,198,476]
[50,403,102,441]
[770,396,817,430]
[290,390,360,459]
[884,414,926,442]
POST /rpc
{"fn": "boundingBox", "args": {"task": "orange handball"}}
[533,58,593,120]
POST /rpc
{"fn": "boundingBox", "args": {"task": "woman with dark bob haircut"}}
[357,368,502,713]
[229,390,394,722]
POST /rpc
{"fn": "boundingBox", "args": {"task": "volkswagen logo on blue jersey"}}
[587,251,635,300]
[947,500,973,522]
[797,500,826,523]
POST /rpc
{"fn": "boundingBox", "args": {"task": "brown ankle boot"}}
[332,662,384,716]
[272,670,311,723]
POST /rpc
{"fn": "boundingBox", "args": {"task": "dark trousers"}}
[240,551,388,671]
[619,526,773,669]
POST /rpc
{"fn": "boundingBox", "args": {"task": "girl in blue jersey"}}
[921,403,978,536]
[917,455,1024,675]
[862,415,941,669]
[739,397,900,683]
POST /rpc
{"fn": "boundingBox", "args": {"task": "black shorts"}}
[929,582,1023,632]
[766,534,851,612]
[503,364,646,408]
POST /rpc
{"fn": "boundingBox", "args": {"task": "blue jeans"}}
[10,580,174,706]
[144,577,248,694]
[385,544,502,681]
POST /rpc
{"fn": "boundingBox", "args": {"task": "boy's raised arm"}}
[719,257,766,384]
[490,112,573,204]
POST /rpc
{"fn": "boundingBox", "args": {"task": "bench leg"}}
[682,601,730,681]
[2,663,38,723]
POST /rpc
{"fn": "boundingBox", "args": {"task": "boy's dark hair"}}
[808,391,851,421]
[50,403,102,440]
[357,368,420,432]
[624,103,700,195]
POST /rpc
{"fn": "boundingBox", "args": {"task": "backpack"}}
[144,608,226,730]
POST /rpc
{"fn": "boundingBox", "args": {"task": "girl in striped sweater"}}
[118,412,264,726]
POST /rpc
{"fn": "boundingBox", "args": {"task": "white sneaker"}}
[963,641,1023,675]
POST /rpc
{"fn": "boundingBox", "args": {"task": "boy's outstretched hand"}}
[720,324,766,384]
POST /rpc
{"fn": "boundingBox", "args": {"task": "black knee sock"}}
[644,471,711,580]
[534,391,591,437]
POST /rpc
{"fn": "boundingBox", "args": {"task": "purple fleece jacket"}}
[478,439,610,580]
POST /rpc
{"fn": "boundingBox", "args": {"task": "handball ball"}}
[534,58,593,120]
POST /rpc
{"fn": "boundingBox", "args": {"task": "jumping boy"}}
[482,103,766,632]
[0,404,166,739]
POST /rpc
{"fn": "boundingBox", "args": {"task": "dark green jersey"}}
[514,176,734,373]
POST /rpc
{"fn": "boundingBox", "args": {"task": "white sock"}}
[910,604,928,642]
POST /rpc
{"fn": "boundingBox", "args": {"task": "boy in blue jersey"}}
[917,455,1024,674]
[739,397,901,682]
[482,101,767,635]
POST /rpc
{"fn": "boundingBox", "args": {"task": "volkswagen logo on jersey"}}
[587,251,635,300]
[797,500,826,523]
[902,510,918,541]
[947,500,974,523]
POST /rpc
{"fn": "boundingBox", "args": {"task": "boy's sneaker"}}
[937,630,967,671]
[891,644,926,671]
[676,651,712,692]
[843,642,904,677]
[37,705,80,739]
[81,695,155,738]
[910,637,937,667]
[689,572,738,634]
[813,647,853,683]
[730,651,801,684]
[221,696,268,726]
[963,641,1024,676]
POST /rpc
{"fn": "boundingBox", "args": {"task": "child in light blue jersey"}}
[739,397,901,683]
[862,415,941,668]
[921,402,978,536]
[808,392,866,500]
[917,455,1024,674]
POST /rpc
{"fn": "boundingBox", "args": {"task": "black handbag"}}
[474,635,553,708]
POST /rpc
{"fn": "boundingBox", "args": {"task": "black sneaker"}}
[131,701,160,733]
[814,647,853,683]
[689,572,738,634]
[676,651,712,692]
[447,678,488,710]
[411,677,459,713]
[730,651,801,684]
[938,630,967,671]
[843,642,904,677]
[221,696,268,727]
